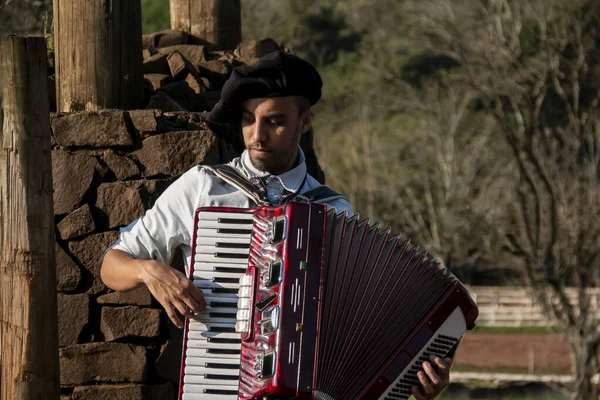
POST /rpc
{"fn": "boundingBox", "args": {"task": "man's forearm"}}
[100,249,148,291]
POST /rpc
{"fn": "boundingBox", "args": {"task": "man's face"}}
[242,96,312,175]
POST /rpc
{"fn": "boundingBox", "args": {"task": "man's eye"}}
[270,120,283,126]
[242,115,255,123]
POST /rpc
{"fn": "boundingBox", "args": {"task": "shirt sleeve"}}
[109,166,204,262]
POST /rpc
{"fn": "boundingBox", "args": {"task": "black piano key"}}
[203,389,239,395]
[213,277,241,284]
[205,362,240,369]
[209,301,238,308]
[204,374,239,381]
[214,252,249,259]
[209,312,237,318]
[206,337,241,344]
[206,348,240,355]
[217,228,252,235]
[217,218,253,224]
[208,326,237,333]
[215,242,250,249]
[212,288,239,294]
[214,266,247,274]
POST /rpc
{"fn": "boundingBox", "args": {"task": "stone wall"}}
[52,108,324,399]
[52,109,234,399]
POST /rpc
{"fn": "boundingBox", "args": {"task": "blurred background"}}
[2,0,600,399]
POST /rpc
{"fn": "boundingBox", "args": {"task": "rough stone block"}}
[68,231,118,294]
[52,150,99,215]
[142,52,170,75]
[135,130,220,177]
[71,383,174,400]
[102,151,140,180]
[58,293,90,346]
[146,91,186,112]
[237,38,280,60]
[159,81,196,110]
[144,73,172,90]
[101,306,162,341]
[57,204,96,240]
[95,182,145,229]
[167,51,198,80]
[56,244,82,292]
[158,45,208,67]
[97,286,153,307]
[60,343,148,385]
[52,110,134,148]
[143,29,189,50]
[128,110,160,135]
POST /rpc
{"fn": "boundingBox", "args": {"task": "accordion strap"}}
[204,164,348,206]
[203,164,270,206]
[297,185,348,204]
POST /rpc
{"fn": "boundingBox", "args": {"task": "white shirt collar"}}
[239,147,307,193]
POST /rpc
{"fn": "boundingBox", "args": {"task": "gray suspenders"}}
[203,164,348,206]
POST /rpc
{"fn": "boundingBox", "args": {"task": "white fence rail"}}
[466,286,600,327]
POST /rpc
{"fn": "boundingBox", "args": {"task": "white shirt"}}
[110,148,353,272]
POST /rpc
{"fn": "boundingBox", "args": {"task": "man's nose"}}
[252,119,268,143]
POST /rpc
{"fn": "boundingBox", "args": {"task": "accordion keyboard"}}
[180,209,255,400]
[379,307,464,400]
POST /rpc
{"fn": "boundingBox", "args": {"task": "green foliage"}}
[141,0,170,34]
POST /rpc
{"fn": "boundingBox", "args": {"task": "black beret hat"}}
[206,50,323,123]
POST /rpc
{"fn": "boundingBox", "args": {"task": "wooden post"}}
[170,0,242,50]
[0,35,59,400]
[53,0,144,112]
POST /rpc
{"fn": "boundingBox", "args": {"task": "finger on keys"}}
[186,281,206,312]
[423,361,441,386]
[417,370,435,396]
[173,298,195,319]
[411,385,426,400]
[430,355,452,376]
[165,304,183,329]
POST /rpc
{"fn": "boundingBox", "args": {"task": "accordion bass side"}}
[236,202,478,400]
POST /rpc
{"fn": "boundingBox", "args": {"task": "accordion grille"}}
[315,209,458,399]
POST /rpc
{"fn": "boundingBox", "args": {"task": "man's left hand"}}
[411,355,452,400]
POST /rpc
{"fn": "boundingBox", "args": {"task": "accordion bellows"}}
[179,202,478,400]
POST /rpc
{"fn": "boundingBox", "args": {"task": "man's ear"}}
[300,109,314,134]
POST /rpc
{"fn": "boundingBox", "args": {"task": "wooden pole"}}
[170,0,242,50]
[0,35,59,400]
[53,0,144,112]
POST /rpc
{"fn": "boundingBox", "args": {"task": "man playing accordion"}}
[101,50,453,400]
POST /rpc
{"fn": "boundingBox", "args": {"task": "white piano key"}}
[203,296,239,305]
[183,375,239,387]
[183,366,240,378]
[188,330,240,340]
[185,347,240,359]
[196,228,251,239]
[195,253,249,264]
[185,357,240,368]
[182,386,239,399]
[200,288,239,299]
[196,220,253,230]
[192,262,249,272]
[196,245,250,255]
[198,211,255,221]
[182,392,238,400]
[194,236,251,246]
[193,280,240,290]
[185,338,242,350]
[192,271,248,281]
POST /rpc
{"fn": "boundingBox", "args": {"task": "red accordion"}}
[179,202,478,400]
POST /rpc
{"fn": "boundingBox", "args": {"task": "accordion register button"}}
[268,216,286,243]
[239,274,253,287]
[235,321,249,333]
[263,259,282,287]
[255,350,276,379]
[237,309,250,320]
[237,298,250,309]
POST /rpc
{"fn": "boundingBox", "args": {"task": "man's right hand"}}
[139,260,206,329]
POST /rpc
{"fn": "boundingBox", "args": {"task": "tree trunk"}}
[170,0,241,50]
[53,0,144,112]
[0,35,59,400]
[569,339,599,400]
